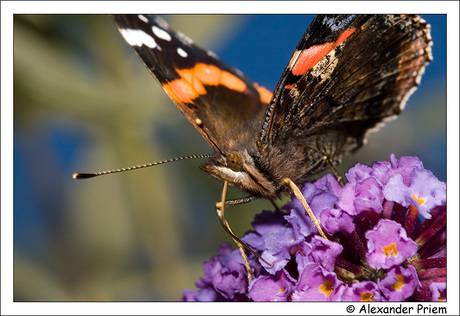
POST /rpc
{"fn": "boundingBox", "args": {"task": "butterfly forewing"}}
[112,15,270,155]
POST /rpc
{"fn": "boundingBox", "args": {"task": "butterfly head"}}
[200,151,277,198]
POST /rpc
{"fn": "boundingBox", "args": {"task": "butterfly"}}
[104,14,432,278]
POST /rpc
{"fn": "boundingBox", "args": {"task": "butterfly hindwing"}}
[112,15,271,155]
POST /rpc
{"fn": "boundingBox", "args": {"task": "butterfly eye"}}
[226,152,243,172]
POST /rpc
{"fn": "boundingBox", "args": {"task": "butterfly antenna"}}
[72,154,212,179]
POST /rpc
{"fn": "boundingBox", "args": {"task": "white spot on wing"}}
[120,28,158,49]
[152,26,172,41]
[177,47,188,57]
[138,15,149,23]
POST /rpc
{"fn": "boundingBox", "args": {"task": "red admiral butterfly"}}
[77,14,432,278]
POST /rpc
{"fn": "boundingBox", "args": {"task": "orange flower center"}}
[391,274,405,291]
[383,243,399,258]
[320,280,334,297]
[361,292,375,301]
[412,193,426,206]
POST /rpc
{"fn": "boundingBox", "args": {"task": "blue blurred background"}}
[13,15,446,301]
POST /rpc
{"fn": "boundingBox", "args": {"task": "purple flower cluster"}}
[183,155,446,301]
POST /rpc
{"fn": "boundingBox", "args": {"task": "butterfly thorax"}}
[199,127,341,199]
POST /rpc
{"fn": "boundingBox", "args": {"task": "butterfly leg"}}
[222,194,259,207]
[325,156,345,187]
[223,195,281,212]
[216,181,254,281]
[282,154,344,239]
[283,178,328,239]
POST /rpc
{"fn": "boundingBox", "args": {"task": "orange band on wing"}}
[194,63,220,85]
[178,63,247,92]
[175,68,206,94]
[162,79,199,104]
[165,63,249,105]
[220,71,247,92]
[291,28,356,76]
[335,28,355,46]
[254,83,273,104]
[291,42,334,76]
